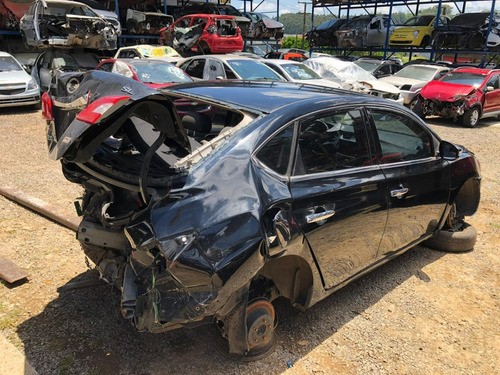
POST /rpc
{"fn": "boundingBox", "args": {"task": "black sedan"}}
[43,72,481,360]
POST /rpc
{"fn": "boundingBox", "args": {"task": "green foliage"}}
[281,36,310,50]
[278,13,336,35]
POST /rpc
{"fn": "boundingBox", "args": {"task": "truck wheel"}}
[462,107,480,128]
[410,97,426,119]
[423,222,477,253]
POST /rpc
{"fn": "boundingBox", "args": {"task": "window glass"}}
[256,126,294,175]
[486,76,499,90]
[206,59,225,80]
[97,62,113,72]
[184,59,205,79]
[370,110,432,163]
[294,109,370,175]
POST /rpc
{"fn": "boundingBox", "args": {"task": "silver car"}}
[20,0,117,50]
[0,52,40,109]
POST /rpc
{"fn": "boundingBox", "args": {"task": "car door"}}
[289,108,388,289]
[205,58,225,80]
[38,51,54,91]
[180,58,206,80]
[366,107,450,256]
[482,74,500,114]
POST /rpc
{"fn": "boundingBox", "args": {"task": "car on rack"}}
[335,15,395,48]
[354,58,402,78]
[43,72,481,360]
[263,59,341,88]
[0,51,40,109]
[19,0,117,50]
[379,64,452,105]
[304,56,403,102]
[174,2,251,37]
[242,11,284,40]
[263,49,308,61]
[431,12,500,51]
[77,0,122,35]
[410,67,500,127]
[305,17,347,47]
[389,14,449,48]
[126,4,173,35]
[178,54,284,81]
[95,58,193,89]
[160,14,243,56]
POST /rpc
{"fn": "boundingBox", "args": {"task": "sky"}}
[236,0,496,17]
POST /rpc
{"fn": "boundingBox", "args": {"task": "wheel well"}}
[258,255,313,310]
[453,178,480,217]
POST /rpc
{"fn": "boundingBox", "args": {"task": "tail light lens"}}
[237,26,241,36]
[76,96,130,125]
[41,92,53,121]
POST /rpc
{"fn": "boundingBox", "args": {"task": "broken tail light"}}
[76,95,130,125]
[41,92,53,121]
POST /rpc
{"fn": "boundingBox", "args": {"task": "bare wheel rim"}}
[470,109,479,125]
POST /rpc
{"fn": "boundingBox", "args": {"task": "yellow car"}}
[390,15,449,47]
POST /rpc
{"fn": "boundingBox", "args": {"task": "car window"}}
[118,49,140,58]
[206,59,225,80]
[0,56,22,72]
[294,109,370,175]
[183,59,205,79]
[486,75,499,90]
[227,59,283,80]
[97,62,114,72]
[369,109,432,163]
[256,126,294,175]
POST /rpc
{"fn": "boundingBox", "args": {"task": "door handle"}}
[306,210,336,224]
[390,185,409,199]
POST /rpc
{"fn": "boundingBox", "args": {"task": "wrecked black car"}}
[43,71,481,360]
[431,12,500,50]
[305,18,346,47]
[19,0,117,50]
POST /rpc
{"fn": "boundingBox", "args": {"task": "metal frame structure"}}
[309,0,498,66]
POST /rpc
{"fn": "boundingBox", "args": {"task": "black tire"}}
[410,97,426,119]
[420,35,431,48]
[423,222,477,253]
[462,107,481,128]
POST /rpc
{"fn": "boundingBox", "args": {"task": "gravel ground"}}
[0,106,499,375]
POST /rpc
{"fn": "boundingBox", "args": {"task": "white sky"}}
[235,0,495,17]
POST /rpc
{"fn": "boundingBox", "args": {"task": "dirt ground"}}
[0,106,498,375]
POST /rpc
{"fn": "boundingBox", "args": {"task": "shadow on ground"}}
[17,246,445,375]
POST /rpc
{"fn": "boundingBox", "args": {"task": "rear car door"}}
[366,107,450,256]
[289,108,389,289]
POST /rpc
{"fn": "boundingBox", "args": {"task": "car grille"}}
[0,88,26,95]
[0,95,39,105]
[0,83,26,95]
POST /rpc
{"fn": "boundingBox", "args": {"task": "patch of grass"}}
[490,223,500,230]
[58,356,74,375]
[0,309,21,330]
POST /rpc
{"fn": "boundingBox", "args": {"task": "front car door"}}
[289,107,388,289]
[482,74,500,115]
[366,107,450,256]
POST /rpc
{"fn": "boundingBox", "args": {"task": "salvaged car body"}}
[43,72,480,359]
[263,59,341,88]
[389,15,448,48]
[243,11,284,40]
[411,67,500,127]
[431,12,500,50]
[31,49,85,91]
[304,56,403,102]
[0,51,40,108]
[160,14,243,56]
[114,44,181,60]
[354,58,402,79]
[306,18,346,47]
[380,64,451,105]
[19,0,117,50]
[126,6,173,34]
[335,15,395,48]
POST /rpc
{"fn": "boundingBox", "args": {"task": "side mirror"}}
[439,141,460,161]
[485,85,494,92]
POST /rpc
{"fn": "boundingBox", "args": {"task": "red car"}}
[160,14,243,56]
[411,67,500,127]
[95,58,193,89]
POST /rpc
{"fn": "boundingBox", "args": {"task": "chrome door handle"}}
[390,185,409,199]
[306,210,336,224]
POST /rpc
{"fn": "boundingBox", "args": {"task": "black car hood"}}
[447,13,489,28]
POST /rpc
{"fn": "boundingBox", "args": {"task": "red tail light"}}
[41,92,53,121]
[237,26,241,36]
[76,96,130,125]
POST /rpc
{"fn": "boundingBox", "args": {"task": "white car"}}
[0,51,40,109]
[379,64,451,105]
[304,56,403,103]
[263,59,341,89]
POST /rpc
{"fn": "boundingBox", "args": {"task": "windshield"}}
[282,63,322,80]
[0,56,22,72]
[341,17,370,29]
[403,15,434,26]
[317,18,340,30]
[440,72,486,86]
[131,61,192,84]
[44,4,98,17]
[394,66,438,81]
[354,60,380,72]
[227,60,283,80]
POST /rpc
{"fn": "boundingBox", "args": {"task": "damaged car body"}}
[126,5,173,35]
[243,11,284,40]
[44,71,481,359]
[411,67,500,127]
[19,0,117,50]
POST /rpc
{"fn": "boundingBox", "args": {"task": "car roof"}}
[185,54,260,62]
[178,13,235,20]
[163,80,386,114]
[453,67,495,75]
[0,51,15,57]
